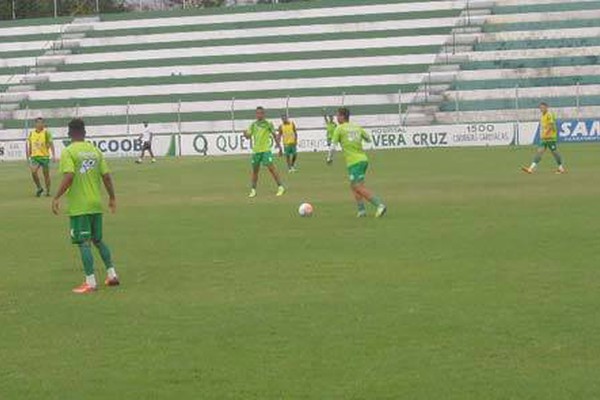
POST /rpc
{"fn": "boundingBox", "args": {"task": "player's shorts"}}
[251,151,274,167]
[348,161,369,184]
[142,141,152,151]
[284,144,297,156]
[539,140,558,151]
[70,213,103,244]
[30,156,50,169]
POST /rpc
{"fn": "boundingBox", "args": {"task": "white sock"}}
[106,268,118,279]
[85,274,97,288]
[529,162,537,170]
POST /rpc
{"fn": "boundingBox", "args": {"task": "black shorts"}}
[142,141,152,151]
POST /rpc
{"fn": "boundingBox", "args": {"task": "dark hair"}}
[337,107,350,120]
[540,102,548,107]
[68,118,86,137]
[256,106,265,111]
[35,117,44,122]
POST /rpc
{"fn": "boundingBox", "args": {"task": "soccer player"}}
[522,102,566,174]
[278,114,298,172]
[244,106,285,198]
[26,117,55,197]
[330,107,387,218]
[324,112,337,164]
[136,121,156,164]
[52,118,120,294]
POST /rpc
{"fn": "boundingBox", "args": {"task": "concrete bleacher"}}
[435,0,600,124]
[0,0,484,138]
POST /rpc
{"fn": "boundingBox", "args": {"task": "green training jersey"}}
[326,121,336,141]
[247,119,275,153]
[332,122,371,167]
[59,141,109,216]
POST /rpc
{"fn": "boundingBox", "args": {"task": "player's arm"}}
[293,123,298,143]
[361,127,372,143]
[48,133,56,162]
[102,173,117,214]
[243,125,252,139]
[327,127,340,165]
[52,173,74,215]
[25,138,30,160]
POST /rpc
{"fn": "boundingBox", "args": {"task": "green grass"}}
[1,145,600,399]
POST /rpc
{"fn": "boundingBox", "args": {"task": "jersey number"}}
[79,159,97,174]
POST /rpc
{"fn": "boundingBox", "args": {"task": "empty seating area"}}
[0,0,479,138]
[435,0,600,123]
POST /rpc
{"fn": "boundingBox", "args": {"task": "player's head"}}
[34,117,44,131]
[256,106,266,121]
[281,114,289,123]
[539,102,548,114]
[336,107,350,124]
[143,121,148,128]
[68,118,86,141]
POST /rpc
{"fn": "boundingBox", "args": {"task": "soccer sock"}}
[357,202,366,213]
[78,243,95,281]
[94,241,114,270]
[552,151,563,166]
[369,196,383,207]
[533,153,542,165]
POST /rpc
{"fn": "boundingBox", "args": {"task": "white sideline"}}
[26,73,427,101]
[12,93,413,120]
[78,17,459,48]
[44,54,437,83]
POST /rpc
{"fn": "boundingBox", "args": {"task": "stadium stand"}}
[436,0,600,123]
[0,0,485,138]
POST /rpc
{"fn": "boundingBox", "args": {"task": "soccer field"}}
[1,144,600,399]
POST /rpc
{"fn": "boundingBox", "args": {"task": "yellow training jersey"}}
[280,122,297,145]
[28,129,53,157]
[540,111,557,142]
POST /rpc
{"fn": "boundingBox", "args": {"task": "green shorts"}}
[30,156,50,169]
[348,161,369,184]
[251,151,274,167]
[539,141,558,151]
[70,214,103,244]
[284,145,297,156]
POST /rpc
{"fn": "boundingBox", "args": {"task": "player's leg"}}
[291,146,298,170]
[349,162,386,217]
[265,153,285,196]
[549,142,565,173]
[523,145,545,173]
[90,214,119,286]
[351,185,367,217]
[70,215,97,293]
[249,154,261,198]
[148,145,156,163]
[41,162,51,196]
[29,161,43,197]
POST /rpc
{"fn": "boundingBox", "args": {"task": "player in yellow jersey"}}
[26,117,56,197]
[277,114,298,172]
[522,102,566,174]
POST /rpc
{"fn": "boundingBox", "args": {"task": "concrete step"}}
[429,72,458,84]
[6,84,36,93]
[53,39,81,49]
[428,84,452,94]
[429,64,461,73]
[414,94,444,104]
[436,53,470,64]
[36,57,65,67]
[0,92,29,102]
[63,24,94,33]
[404,113,435,126]
[462,9,492,17]
[61,33,86,40]
[21,75,49,84]
[0,112,12,120]
[407,105,440,115]
[0,103,20,111]
[447,33,478,46]
[44,49,72,56]
[468,0,494,8]
[452,26,482,34]
[73,16,100,23]
[29,67,57,74]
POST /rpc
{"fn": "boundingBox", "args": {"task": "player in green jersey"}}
[522,102,566,174]
[324,111,337,164]
[52,118,120,294]
[330,107,386,218]
[244,106,286,198]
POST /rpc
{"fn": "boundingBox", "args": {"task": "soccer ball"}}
[298,203,314,217]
